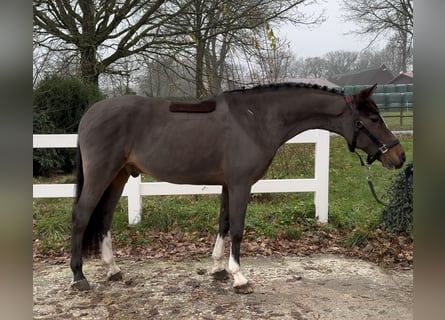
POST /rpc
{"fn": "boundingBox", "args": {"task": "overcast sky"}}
[278,0,387,58]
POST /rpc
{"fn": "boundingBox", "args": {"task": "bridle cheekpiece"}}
[345,95,400,165]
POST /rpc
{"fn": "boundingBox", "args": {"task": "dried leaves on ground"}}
[33,225,413,270]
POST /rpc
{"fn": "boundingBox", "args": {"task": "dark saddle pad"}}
[169,100,216,113]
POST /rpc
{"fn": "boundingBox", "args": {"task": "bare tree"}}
[167,0,323,97]
[294,44,411,81]
[323,50,359,79]
[340,0,413,72]
[243,31,300,84]
[33,0,192,87]
[353,49,387,71]
[137,55,197,97]
[295,57,328,78]
[34,0,322,96]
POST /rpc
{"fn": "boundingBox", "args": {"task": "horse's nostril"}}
[401,152,406,163]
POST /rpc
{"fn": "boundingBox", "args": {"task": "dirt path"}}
[33,255,412,319]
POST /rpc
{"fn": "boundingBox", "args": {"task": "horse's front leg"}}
[227,185,254,294]
[211,186,230,281]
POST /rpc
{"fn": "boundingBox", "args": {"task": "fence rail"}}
[33,130,330,224]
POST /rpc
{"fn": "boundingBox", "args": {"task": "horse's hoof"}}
[108,271,123,282]
[71,279,91,291]
[212,269,230,281]
[233,282,254,294]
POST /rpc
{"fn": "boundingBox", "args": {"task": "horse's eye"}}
[370,116,380,123]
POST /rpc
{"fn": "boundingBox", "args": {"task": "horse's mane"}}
[224,82,344,96]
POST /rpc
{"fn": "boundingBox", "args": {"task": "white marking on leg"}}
[228,249,248,287]
[211,235,226,273]
[101,231,121,277]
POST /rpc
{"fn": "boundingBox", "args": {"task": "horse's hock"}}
[33,255,413,320]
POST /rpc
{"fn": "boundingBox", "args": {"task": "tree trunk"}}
[401,30,408,73]
[80,46,99,88]
[195,39,205,98]
[78,0,99,88]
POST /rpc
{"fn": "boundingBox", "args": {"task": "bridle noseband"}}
[345,96,400,165]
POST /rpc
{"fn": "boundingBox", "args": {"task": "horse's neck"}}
[266,90,347,145]
[226,89,347,150]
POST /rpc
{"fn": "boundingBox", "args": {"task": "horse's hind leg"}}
[212,186,230,281]
[71,156,129,291]
[99,169,130,281]
[71,182,108,290]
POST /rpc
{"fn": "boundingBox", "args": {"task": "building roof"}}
[387,72,413,84]
[329,64,394,86]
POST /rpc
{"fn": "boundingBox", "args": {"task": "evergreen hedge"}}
[33,75,104,176]
[380,162,413,234]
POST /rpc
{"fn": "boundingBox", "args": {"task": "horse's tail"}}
[73,144,103,257]
[74,144,84,203]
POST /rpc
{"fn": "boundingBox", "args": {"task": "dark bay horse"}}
[70,83,405,293]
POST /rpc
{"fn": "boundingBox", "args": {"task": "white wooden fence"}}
[33,130,330,224]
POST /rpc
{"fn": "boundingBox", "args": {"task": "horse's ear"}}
[357,84,377,99]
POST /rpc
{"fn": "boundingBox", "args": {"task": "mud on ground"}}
[33,254,412,320]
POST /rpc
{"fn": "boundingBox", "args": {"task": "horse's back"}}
[80,95,166,129]
[77,96,165,161]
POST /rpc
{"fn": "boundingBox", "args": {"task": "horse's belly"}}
[133,143,225,185]
[132,114,227,185]
[142,166,225,186]
[159,173,225,186]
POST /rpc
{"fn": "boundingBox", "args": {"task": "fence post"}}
[126,175,142,225]
[314,130,330,223]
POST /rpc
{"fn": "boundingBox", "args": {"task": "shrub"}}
[33,75,104,176]
[380,163,413,234]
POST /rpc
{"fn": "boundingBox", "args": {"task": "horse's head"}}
[345,84,406,169]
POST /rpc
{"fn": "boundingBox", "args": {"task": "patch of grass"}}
[140,195,219,234]
[328,134,412,228]
[108,195,220,246]
[33,198,73,252]
[282,227,303,241]
[33,174,76,184]
[380,111,413,131]
[244,194,317,240]
[344,227,371,248]
[266,144,315,179]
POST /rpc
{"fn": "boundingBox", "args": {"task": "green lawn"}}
[381,111,413,130]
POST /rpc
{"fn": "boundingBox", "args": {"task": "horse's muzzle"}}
[380,145,406,169]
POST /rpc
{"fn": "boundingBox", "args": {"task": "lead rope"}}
[353,151,409,208]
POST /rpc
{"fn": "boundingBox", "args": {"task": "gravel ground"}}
[33,254,412,320]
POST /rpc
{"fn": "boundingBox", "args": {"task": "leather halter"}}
[345,96,400,165]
